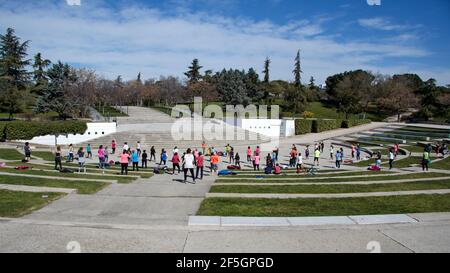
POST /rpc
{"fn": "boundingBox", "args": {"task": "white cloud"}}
[66,0,81,6]
[0,1,444,85]
[357,17,419,31]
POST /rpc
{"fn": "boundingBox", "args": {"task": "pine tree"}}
[137,72,142,84]
[293,50,302,88]
[245,68,263,102]
[0,28,31,119]
[35,62,78,119]
[184,58,203,84]
[263,57,270,83]
[32,53,51,95]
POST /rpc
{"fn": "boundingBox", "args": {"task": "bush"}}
[301,111,314,119]
[294,118,371,135]
[295,119,313,135]
[342,119,371,128]
[0,120,87,141]
[312,119,341,133]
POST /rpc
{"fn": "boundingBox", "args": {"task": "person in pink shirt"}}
[119,150,130,175]
[253,152,261,171]
[255,146,261,156]
[111,140,117,154]
[247,146,252,162]
[196,152,205,180]
[193,149,199,159]
[98,145,105,169]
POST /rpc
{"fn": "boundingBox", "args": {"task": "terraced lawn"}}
[222,171,392,179]
[431,157,450,170]
[210,180,450,194]
[215,172,448,184]
[31,151,55,161]
[197,194,450,217]
[0,167,135,183]
[7,162,153,179]
[0,175,109,194]
[0,149,24,160]
[353,156,424,168]
[0,190,65,217]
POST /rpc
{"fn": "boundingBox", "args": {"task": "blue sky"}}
[1,0,449,85]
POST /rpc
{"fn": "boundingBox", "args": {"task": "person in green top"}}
[422,151,430,172]
[314,149,321,166]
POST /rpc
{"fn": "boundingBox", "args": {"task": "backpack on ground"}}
[60,168,74,173]
[21,159,29,163]
[218,170,236,176]
[227,165,241,170]
[14,166,30,170]
[264,166,273,175]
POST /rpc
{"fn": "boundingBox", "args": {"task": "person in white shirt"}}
[173,146,179,156]
[330,145,334,160]
[123,142,129,152]
[137,141,142,157]
[389,150,395,170]
[183,148,196,184]
[296,153,303,173]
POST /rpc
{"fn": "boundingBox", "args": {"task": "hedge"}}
[295,119,313,135]
[0,120,87,141]
[295,119,371,135]
[312,119,341,133]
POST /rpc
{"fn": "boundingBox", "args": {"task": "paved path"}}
[0,172,118,183]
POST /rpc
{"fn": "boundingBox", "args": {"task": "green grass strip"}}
[215,172,448,183]
[0,167,135,184]
[197,194,450,217]
[210,179,450,194]
[0,149,24,160]
[0,175,109,194]
[0,189,65,217]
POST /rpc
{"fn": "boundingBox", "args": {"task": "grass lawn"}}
[0,175,109,194]
[0,149,24,160]
[197,194,450,217]
[403,145,426,153]
[215,172,448,184]
[400,126,450,134]
[431,157,450,170]
[41,162,154,178]
[221,171,392,179]
[0,167,135,183]
[353,156,424,168]
[95,105,128,117]
[210,179,450,194]
[31,151,55,161]
[0,190,65,217]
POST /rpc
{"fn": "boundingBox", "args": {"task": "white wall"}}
[18,122,117,146]
[239,119,295,138]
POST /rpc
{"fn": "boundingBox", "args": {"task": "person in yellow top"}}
[210,152,220,174]
[422,151,430,172]
[314,149,321,166]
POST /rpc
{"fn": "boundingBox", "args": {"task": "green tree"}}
[35,62,78,119]
[244,68,263,102]
[185,58,203,84]
[284,84,307,115]
[32,52,51,96]
[216,69,249,105]
[0,28,31,119]
[293,50,302,88]
[263,57,270,83]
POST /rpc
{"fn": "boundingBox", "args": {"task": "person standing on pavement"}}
[183,148,196,184]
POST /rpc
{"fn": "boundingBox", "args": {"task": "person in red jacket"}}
[196,152,205,180]
[172,152,181,175]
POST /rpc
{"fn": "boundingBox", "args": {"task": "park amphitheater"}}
[0,106,449,252]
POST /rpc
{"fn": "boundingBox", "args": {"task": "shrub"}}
[301,111,314,119]
[0,120,87,141]
[312,119,341,133]
[295,119,313,135]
